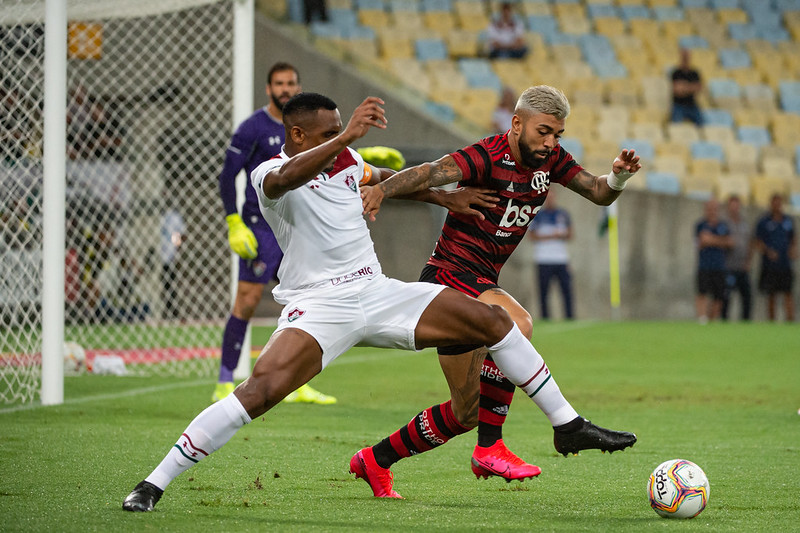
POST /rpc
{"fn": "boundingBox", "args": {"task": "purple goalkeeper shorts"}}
[238,223,282,284]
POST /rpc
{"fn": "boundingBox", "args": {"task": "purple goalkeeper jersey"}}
[218,107,285,228]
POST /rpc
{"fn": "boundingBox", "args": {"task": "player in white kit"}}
[123,93,629,510]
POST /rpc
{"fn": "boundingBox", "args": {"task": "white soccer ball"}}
[647,459,710,519]
[63,341,86,375]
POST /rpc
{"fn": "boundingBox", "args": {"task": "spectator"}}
[67,96,125,160]
[160,205,185,320]
[721,194,752,321]
[754,194,796,322]
[528,190,574,320]
[303,0,328,24]
[492,86,516,133]
[695,199,732,324]
[670,48,703,126]
[1,85,31,165]
[487,2,528,60]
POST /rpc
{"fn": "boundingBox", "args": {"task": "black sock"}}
[554,415,584,433]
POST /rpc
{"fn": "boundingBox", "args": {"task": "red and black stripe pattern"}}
[478,355,516,445]
[427,133,582,281]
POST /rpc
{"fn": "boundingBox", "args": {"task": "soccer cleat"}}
[122,480,163,512]
[212,381,235,403]
[553,417,637,457]
[283,383,337,405]
[471,439,542,481]
[349,447,403,498]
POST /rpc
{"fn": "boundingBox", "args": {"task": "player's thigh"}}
[476,287,532,339]
[415,288,512,349]
[233,280,266,317]
[236,327,323,417]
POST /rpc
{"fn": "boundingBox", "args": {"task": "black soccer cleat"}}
[553,417,637,457]
[122,480,163,512]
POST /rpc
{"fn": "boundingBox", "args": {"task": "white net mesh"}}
[1,0,236,403]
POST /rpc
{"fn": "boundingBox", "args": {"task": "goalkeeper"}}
[216,61,404,404]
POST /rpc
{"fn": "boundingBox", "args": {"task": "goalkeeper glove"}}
[225,213,258,259]
[357,146,406,171]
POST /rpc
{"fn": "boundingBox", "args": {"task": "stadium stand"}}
[277,0,800,207]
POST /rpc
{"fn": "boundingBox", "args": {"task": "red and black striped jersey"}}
[426,132,583,282]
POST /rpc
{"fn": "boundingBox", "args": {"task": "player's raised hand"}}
[361,184,384,221]
[439,187,499,220]
[613,149,642,176]
[341,97,387,144]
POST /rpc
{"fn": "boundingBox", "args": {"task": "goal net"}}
[1,0,239,404]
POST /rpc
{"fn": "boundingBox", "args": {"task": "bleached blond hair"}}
[515,85,570,120]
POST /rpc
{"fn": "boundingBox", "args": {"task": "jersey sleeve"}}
[551,146,583,186]
[218,119,257,216]
[449,142,491,186]
[250,157,285,210]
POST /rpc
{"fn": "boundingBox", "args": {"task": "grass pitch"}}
[1,321,798,532]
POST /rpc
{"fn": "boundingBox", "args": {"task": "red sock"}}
[477,355,516,447]
[372,400,470,468]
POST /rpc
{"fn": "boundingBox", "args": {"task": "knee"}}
[515,310,533,340]
[485,304,514,340]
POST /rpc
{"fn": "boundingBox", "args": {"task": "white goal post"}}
[1,0,253,405]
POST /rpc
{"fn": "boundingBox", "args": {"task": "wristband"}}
[607,167,633,191]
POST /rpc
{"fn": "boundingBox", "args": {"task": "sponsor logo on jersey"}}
[287,307,305,322]
[268,135,281,146]
[330,265,375,286]
[499,198,542,228]
[500,153,516,168]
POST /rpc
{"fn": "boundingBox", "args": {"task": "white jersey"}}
[251,146,381,304]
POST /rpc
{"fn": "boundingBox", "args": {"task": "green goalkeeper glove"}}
[225,213,258,259]
[357,146,406,171]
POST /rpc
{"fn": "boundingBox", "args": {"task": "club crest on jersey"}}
[252,260,267,277]
[287,307,306,322]
[531,171,550,193]
[344,174,357,193]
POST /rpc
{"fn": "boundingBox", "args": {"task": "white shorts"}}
[274,274,446,368]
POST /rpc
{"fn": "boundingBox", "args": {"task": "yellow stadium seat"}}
[716,173,752,205]
[683,174,716,200]
[666,122,701,145]
[733,108,769,128]
[378,34,414,59]
[423,11,456,32]
[605,79,640,107]
[702,125,736,146]
[761,155,796,178]
[593,17,627,39]
[446,29,480,58]
[455,11,489,31]
[724,142,759,174]
[717,8,748,25]
[751,176,789,208]
[689,159,723,180]
[653,154,688,176]
[359,9,390,28]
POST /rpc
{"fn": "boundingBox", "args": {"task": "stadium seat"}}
[678,35,709,49]
[527,15,561,42]
[737,125,771,151]
[653,154,689,176]
[691,140,725,162]
[724,142,759,173]
[587,4,619,19]
[666,122,701,144]
[689,157,723,178]
[631,121,667,143]
[719,48,752,70]
[716,172,752,204]
[646,171,682,195]
[619,5,653,21]
[728,22,759,41]
[446,30,480,58]
[761,154,796,178]
[742,83,777,111]
[708,78,742,109]
[701,125,736,145]
[702,108,734,127]
[415,38,448,61]
[654,6,684,21]
[559,137,584,161]
[733,107,769,127]
[750,175,789,207]
[682,174,716,200]
[620,138,656,160]
[424,100,455,123]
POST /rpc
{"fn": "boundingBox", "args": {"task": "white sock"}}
[145,393,252,490]
[487,324,579,427]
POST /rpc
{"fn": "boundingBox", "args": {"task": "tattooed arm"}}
[361,154,464,220]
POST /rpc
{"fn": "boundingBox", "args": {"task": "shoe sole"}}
[470,458,541,482]
[556,439,637,457]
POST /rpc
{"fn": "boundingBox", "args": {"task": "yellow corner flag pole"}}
[608,201,621,320]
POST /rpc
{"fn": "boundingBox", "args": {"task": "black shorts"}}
[419,264,499,355]
[758,268,793,294]
[697,270,726,300]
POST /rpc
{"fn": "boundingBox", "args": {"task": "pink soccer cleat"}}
[471,439,542,481]
[349,447,403,498]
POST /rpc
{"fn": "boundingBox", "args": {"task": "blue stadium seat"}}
[680,0,709,7]
[355,0,385,9]
[710,0,740,8]
[310,22,342,38]
[775,0,800,12]
[678,35,709,49]
[646,172,682,195]
[728,23,759,42]
[702,109,734,127]
[719,48,751,70]
[586,4,619,19]
[790,191,800,211]
[779,81,800,97]
[654,7,684,21]
[620,139,655,160]
[559,137,583,161]
[425,101,455,123]
[328,8,360,31]
[781,94,800,114]
[619,5,652,21]
[415,38,448,61]
[750,10,782,30]
[709,78,741,100]
[388,0,418,12]
[737,126,771,150]
[758,27,790,43]
[527,15,560,43]
[421,0,452,12]
[691,141,725,162]
[459,58,503,90]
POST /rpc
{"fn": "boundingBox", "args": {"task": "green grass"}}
[1,321,799,532]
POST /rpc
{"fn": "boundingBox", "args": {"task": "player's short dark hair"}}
[267,62,300,85]
[282,92,337,126]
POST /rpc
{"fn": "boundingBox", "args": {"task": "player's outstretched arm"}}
[262,97,387,199]
[566,149,641,206]
[361,154,463,219]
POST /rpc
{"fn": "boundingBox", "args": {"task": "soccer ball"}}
[63,341,86,375]
[647,459,710,519]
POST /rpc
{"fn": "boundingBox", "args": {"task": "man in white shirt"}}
[123,93,635,511]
